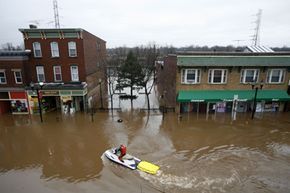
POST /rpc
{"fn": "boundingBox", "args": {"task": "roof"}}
[0,50,30,61]
[177,90,290,102]
[177,55,290,67]
[245,46,275,53]
[19,28,106,43]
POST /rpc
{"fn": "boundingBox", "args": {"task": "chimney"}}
[29,24,37,29]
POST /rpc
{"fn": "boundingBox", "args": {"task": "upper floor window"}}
[208,69,227,84]
[240,69,259,83]
[53,66,62,82]
[33,42,42,57]
[68,41,77,57]
[181,69,201,84]
[0,70,7,84]
[36,66,45,82]
[70,66,79,81]
[266,69,285,83]
[13,70,23,84]
[50,42,59,57]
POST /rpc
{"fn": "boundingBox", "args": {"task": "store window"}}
[14,70,23,84]
[208,69,227,84]
[240,69,259,83]
[68,41,77,57]
[50,42,59,57]
[266,69,285,83]
[11,100,28,113]
[181,69,201,84]
[70,66,79,81]
[53,66,62,82]
[32,42,42,57]
[0,70,7,84]
[36,66,45,82]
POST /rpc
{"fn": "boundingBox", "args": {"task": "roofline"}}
[176,52,290,56]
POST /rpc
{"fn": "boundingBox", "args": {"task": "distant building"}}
[157,52,290,114]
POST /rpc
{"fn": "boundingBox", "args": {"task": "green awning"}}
[177,90,290,102]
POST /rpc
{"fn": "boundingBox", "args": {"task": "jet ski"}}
[104,148,141,170]
[104,147,160,175]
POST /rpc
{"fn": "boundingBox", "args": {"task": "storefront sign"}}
[61,96,72,102]
[191,99,204,102]
[42,91,59,96]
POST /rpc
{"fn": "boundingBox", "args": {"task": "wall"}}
[176,67,290,91]
[24,38,86,83]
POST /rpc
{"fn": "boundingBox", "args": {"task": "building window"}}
[0,70,7,84]
[240,69,259,83]
[70,66,79,81]
[181,69,201,84]
[53,66,62,82]
[50,42,59,57]
[33,42,42,57]
[36,66,45,82]
[266,69,285,83]
[68,41,77,57]
[208,69,227,84]
[14,70,23,84]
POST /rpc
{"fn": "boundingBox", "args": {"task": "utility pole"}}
[53,0,60,28]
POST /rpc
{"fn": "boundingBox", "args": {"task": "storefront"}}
[0,90,29,115]
[27,86,87,114]
[177,90,290,114]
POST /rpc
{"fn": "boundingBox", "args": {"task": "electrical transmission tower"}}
[53,0,60,28]
[252,9,262,46]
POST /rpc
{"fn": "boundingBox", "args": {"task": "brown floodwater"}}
[0,108,290,193]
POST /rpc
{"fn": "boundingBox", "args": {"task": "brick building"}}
[0,27,106,115]
[157,52,290,114]
[0,51,31,114]
[18,27,106,114]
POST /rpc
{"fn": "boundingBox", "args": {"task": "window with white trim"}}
[14,70,23,84]
[0,70,7,84]
[266,69,285,83]
[208,69,227,84]
[36,66,45,82]
[50,42,59,57]
[240,69,259,83]
[68,41,77,57]
[70,66,79,81]
[53,66,62,82]
[32,42,42,57]
[181,69,201,84]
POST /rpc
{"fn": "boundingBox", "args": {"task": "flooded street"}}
[1,93,290,192]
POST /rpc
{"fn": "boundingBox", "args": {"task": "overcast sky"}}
[0,0,290,48]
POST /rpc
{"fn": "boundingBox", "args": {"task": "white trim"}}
[50,42,59,57]
[32,42,42,58]
[208,69,227,84]
[240,69,260,83]
[36,66,45,82]
[53,66,62,82]
[14,71,23,84]
[0,70,7,84]
[181,69,201,84]
[267,69,285,84]
[68,41,77,57]
[70,66,79,81]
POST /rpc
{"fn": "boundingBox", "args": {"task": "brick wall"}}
[24,38,86,83]
[0,60,26,87]
[176,67,290,91]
